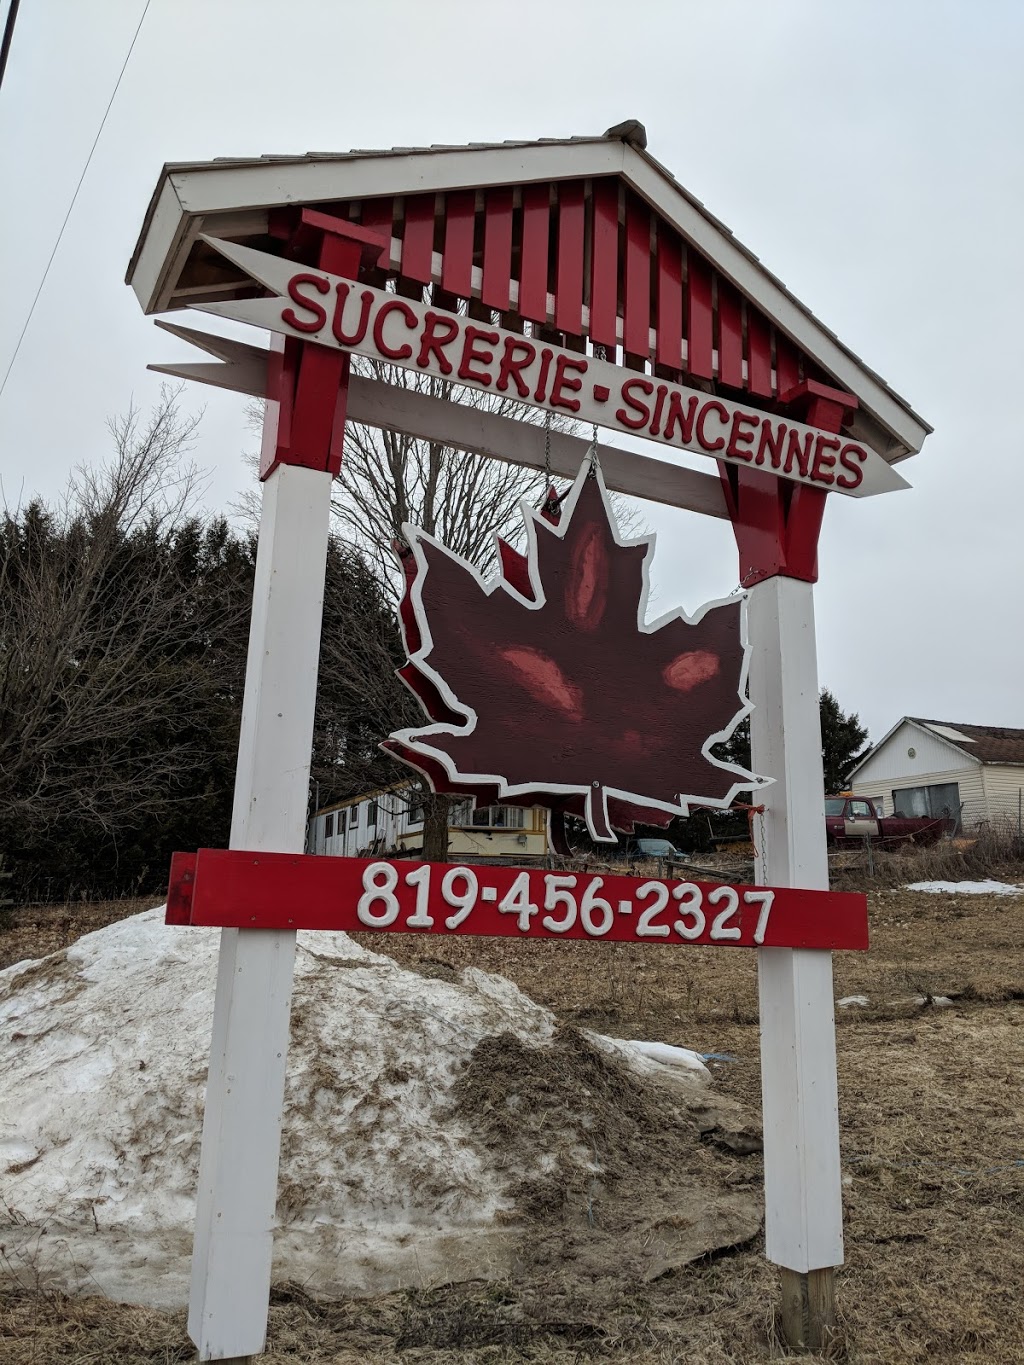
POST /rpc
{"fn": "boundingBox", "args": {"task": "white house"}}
[307,783,550,860]
[848,718,1024,832]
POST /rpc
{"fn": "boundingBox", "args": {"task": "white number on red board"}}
[744,889,775,945]
[499,871,539,931]
[672,882,706,939]
[355,860,778,946]
[635,881,671,938]
[708,885,742,941]
[580,879,614,937]
[441,866,478,929]
[357,861,401,927]
[542,874,578,933]
[404,864,434,927]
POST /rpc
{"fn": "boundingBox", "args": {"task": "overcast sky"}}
[2,0,1022,743]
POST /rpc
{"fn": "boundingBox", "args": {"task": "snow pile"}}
[0,907,730,1306]
[905,879,1023,896]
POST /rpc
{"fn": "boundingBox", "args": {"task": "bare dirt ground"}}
[3,867,1024,1363]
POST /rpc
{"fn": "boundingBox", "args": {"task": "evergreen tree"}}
[0,394,412,901]
[713,688,869,794]
[819,687,869,793]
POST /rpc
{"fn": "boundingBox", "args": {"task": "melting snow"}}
[905,880,1023,895]
[0,907,709,1306]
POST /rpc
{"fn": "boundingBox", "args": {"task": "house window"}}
[408,788,425,824]
[892,781,961,831]
[471,806,526,829]
[324,812,335,838]
[366,799,378,828]
[448,800,473,826]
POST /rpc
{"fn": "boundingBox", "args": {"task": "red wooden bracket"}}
[720,380,858,586]
[259,212,388,480]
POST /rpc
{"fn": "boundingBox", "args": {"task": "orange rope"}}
[744,804,766,859]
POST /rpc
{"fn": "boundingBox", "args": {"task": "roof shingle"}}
[911,718,1024,766]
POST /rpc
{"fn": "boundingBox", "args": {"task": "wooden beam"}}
[147,332,729,519]
[780,1267,836,1353]
[345,375,729,519]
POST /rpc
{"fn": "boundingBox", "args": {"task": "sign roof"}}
[127,126,930,466]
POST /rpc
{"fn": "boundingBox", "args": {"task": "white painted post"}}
[747,575,843,1278]
[188,462,333,1362]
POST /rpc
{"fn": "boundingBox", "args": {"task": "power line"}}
[0,0,152,404]
[0,0,23,92]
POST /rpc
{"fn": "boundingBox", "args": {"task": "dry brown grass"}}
[0,897,153,974]
[3,876,1024,1362]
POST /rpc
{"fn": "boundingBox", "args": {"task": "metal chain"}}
[543,409,553,483]
[587,422,599,478]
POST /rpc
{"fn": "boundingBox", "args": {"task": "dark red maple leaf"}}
[384,461,760,841]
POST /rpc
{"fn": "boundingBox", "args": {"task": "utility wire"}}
[0,0,22,92]
[0,0,152,404]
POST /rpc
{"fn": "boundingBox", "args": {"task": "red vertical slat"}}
[655,227,683,370]
[554,181,585,335]
[717,281,743,388]
[480,187,513,311]
[359,198,393,268]
[401,194,436,285]
[441,190,476,297]
[775,334,801,397]
[686,253,713,379]
[518,184,550,325]
[623,197,651,357]
[747,308,773,396]
[589,178,619,350]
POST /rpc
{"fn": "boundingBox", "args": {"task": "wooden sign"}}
[386,459,761,841]
[193,236,908,500]
[167,849,869,952]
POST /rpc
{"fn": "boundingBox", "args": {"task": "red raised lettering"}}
[755,419,787,468]
[836,443,867,490]
[550,353,588,412]
[696,400,729,452]
[811,433,840,485]
[458,325,499,385]
[726,410,759,462]
[416,311,461,374]
[370,297,417,360]
[332,282,374,346]
[282,272,328,333]
[784,429,814,478]
[615,376,654,430]
[649,384,669,437]
[663,391,698,443]
[496,336,537,397]
[534,349,554,402]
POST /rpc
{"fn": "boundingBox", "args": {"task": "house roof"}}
[850,716,1024,778]
[126,125,930,464]
[909,718,1024,766]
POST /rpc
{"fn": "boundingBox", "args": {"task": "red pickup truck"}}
[824,797,953,847]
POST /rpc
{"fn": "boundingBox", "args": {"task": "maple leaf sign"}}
[384,461,762,842]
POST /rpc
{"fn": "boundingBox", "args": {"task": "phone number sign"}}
[167,851,867,951]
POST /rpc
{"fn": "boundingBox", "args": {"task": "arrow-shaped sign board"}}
[193,237,908,499]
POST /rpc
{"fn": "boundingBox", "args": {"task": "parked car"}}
[824,796,953,847]
[623,837,682,860]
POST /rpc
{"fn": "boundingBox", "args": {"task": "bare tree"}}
[0,388,249,879]
[332,361,564,598]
